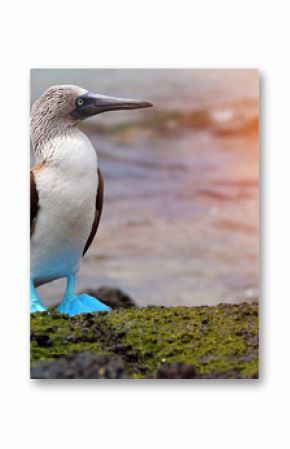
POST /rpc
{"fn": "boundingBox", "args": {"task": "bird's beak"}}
[71,92,153,120]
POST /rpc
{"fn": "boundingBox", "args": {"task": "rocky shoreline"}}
[31,297,258,379]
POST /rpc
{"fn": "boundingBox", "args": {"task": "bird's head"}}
[31,84,153,155]
[32,84,153,122]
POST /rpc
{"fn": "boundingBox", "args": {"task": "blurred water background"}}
[31,69,259,307]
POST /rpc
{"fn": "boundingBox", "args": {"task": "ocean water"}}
[31,69,259,307]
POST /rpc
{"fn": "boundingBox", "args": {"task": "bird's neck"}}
[31,121,97,176]
[31,115,79,162]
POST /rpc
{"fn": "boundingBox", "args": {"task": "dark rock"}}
[31,351,128,379]
[199,368,257,379]
[30,332,53,347]
[81,287,136,309]
[156,362,197,379]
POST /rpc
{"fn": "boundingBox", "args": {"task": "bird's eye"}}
[77,98,84,106]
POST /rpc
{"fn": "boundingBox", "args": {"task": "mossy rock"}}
[31,302,259,379]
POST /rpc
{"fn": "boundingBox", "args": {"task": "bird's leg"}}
[30,279,47,313]
[56,274,111,316]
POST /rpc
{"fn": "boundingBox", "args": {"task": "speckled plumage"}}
[31,85,86,161]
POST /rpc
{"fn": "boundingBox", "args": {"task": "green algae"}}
[31,302,259,379]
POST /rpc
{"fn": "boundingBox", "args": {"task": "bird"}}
[30,85,152,316]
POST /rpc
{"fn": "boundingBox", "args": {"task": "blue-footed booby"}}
[30,85,152,315]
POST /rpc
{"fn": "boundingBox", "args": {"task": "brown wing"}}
[30,170,39,237]
[83,168,104,256]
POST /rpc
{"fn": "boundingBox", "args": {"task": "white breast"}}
[31,130,98,283]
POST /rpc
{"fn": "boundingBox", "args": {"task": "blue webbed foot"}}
[30,279,47,314]
[31,301,47,313]
[57,294,111,316]
[56,275,111,316]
